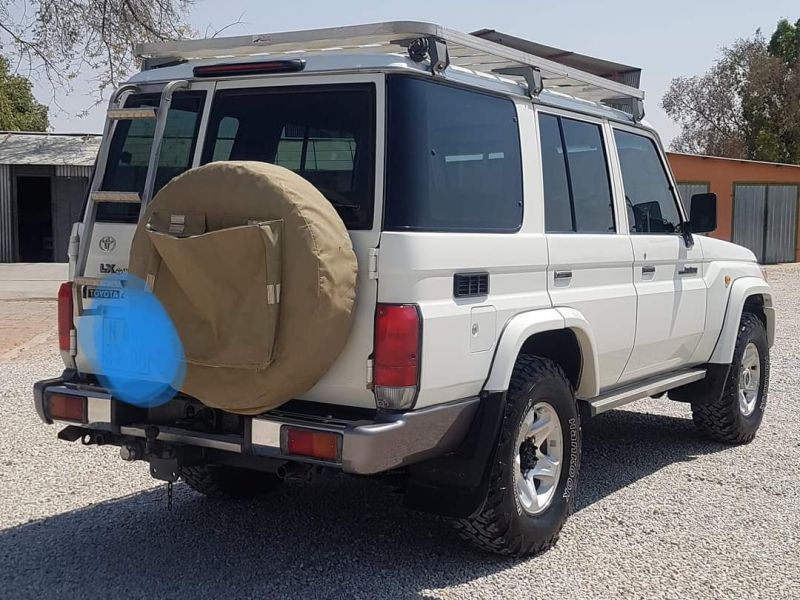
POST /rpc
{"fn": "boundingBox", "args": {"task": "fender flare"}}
[709,276,775,365]
[483,307,600,399]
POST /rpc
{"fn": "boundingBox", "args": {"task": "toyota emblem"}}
[99,236,117,253]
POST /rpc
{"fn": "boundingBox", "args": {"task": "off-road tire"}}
[692,312,769,444]
[182,465,282,499]
[454,355,581,556]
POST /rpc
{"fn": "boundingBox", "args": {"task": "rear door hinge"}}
[366,358,374,389]
[368,247,379,280]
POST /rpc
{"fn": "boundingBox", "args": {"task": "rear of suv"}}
[34,22,774,556]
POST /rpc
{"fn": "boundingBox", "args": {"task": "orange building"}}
[668,152,800,263]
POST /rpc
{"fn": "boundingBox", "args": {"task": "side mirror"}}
[689,193,717,234]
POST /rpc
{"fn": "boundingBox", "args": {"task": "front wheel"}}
[692,312,769,444]
[454,355,581,556]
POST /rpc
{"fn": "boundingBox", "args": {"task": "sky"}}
[38,0,800,146]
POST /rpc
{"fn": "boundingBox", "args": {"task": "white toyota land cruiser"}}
[34,22,774,556]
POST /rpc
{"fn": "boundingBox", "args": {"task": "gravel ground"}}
[0,265,798,599]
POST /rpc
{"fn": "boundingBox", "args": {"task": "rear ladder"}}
[75,79,191,279]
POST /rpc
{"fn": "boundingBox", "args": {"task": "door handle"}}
[554,270,573,281]
[679,266,698,276]
[642,265,656,275]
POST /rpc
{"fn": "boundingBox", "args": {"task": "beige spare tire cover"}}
[128,161,358,414]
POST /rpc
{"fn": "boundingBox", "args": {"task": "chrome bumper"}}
[33,375,479,475]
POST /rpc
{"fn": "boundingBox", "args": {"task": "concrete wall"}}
[668,152,800,262]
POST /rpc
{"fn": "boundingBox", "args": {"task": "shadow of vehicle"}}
[0,406,733,599]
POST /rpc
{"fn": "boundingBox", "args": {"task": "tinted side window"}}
[614,130,682,234]
[540,114,615,233]
[386,76,523,232]
[540,114,572,232]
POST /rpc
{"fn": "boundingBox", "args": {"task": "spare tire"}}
[128,161,358,414]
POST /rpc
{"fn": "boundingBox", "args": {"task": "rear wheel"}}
[692,312,769,444]
[182,465,282,499]
[454,355,581,556]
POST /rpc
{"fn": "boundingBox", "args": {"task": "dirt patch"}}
[0,300,57,358]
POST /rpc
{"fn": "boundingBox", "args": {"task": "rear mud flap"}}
[404,391,507,518]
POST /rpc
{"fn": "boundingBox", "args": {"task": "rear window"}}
[385,76,523,232]
[201,84,376,230]
[98,91,206,223]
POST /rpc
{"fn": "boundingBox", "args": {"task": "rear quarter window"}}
[385,76,523,232]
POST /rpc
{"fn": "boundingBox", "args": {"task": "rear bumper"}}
[33,373,479,475]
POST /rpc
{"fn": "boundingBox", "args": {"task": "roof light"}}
[193,59,306,78]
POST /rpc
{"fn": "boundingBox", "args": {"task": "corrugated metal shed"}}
[0,132,100,262]
[0,132,100,166]
[0,164,12,261]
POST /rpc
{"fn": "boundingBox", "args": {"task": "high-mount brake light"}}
[192,59,306,78]
[58,282,74,353]
[373,304,421,410]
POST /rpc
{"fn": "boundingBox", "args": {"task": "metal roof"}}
[0,132,101,167]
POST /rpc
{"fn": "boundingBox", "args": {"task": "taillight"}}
[58,282,74,353]
[373,304,421,410]
[47,393,86,423]
[283,428,341,462]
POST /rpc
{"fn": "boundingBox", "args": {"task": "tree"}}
[0,54,48,130]
[0,1,194,101]
[662,20,800,164]
[768,18,800,65]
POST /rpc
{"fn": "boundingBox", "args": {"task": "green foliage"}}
[663,19,800,165]
[768,18,800,65]
[0,55,49,131]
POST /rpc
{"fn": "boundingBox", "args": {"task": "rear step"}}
[582,368,707,417]
[89,191,142,204]
[107,107,157,120]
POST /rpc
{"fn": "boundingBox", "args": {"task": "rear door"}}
[537,109,637,391]
[198,74,384,408]
[76,83,214,375]
[613,127,706,382]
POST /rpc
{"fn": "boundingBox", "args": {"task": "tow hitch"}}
[140,425,181,484]
[120,426,182,511]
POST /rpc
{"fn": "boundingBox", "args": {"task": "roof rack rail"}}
[136,21,645,116]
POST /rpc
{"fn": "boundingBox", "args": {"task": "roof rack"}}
[136,21,645,117]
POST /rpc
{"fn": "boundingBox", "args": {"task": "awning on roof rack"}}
[136,21,645,109]
[470,29,641,90]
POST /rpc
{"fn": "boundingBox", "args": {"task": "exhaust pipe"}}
[276,462,318,481]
